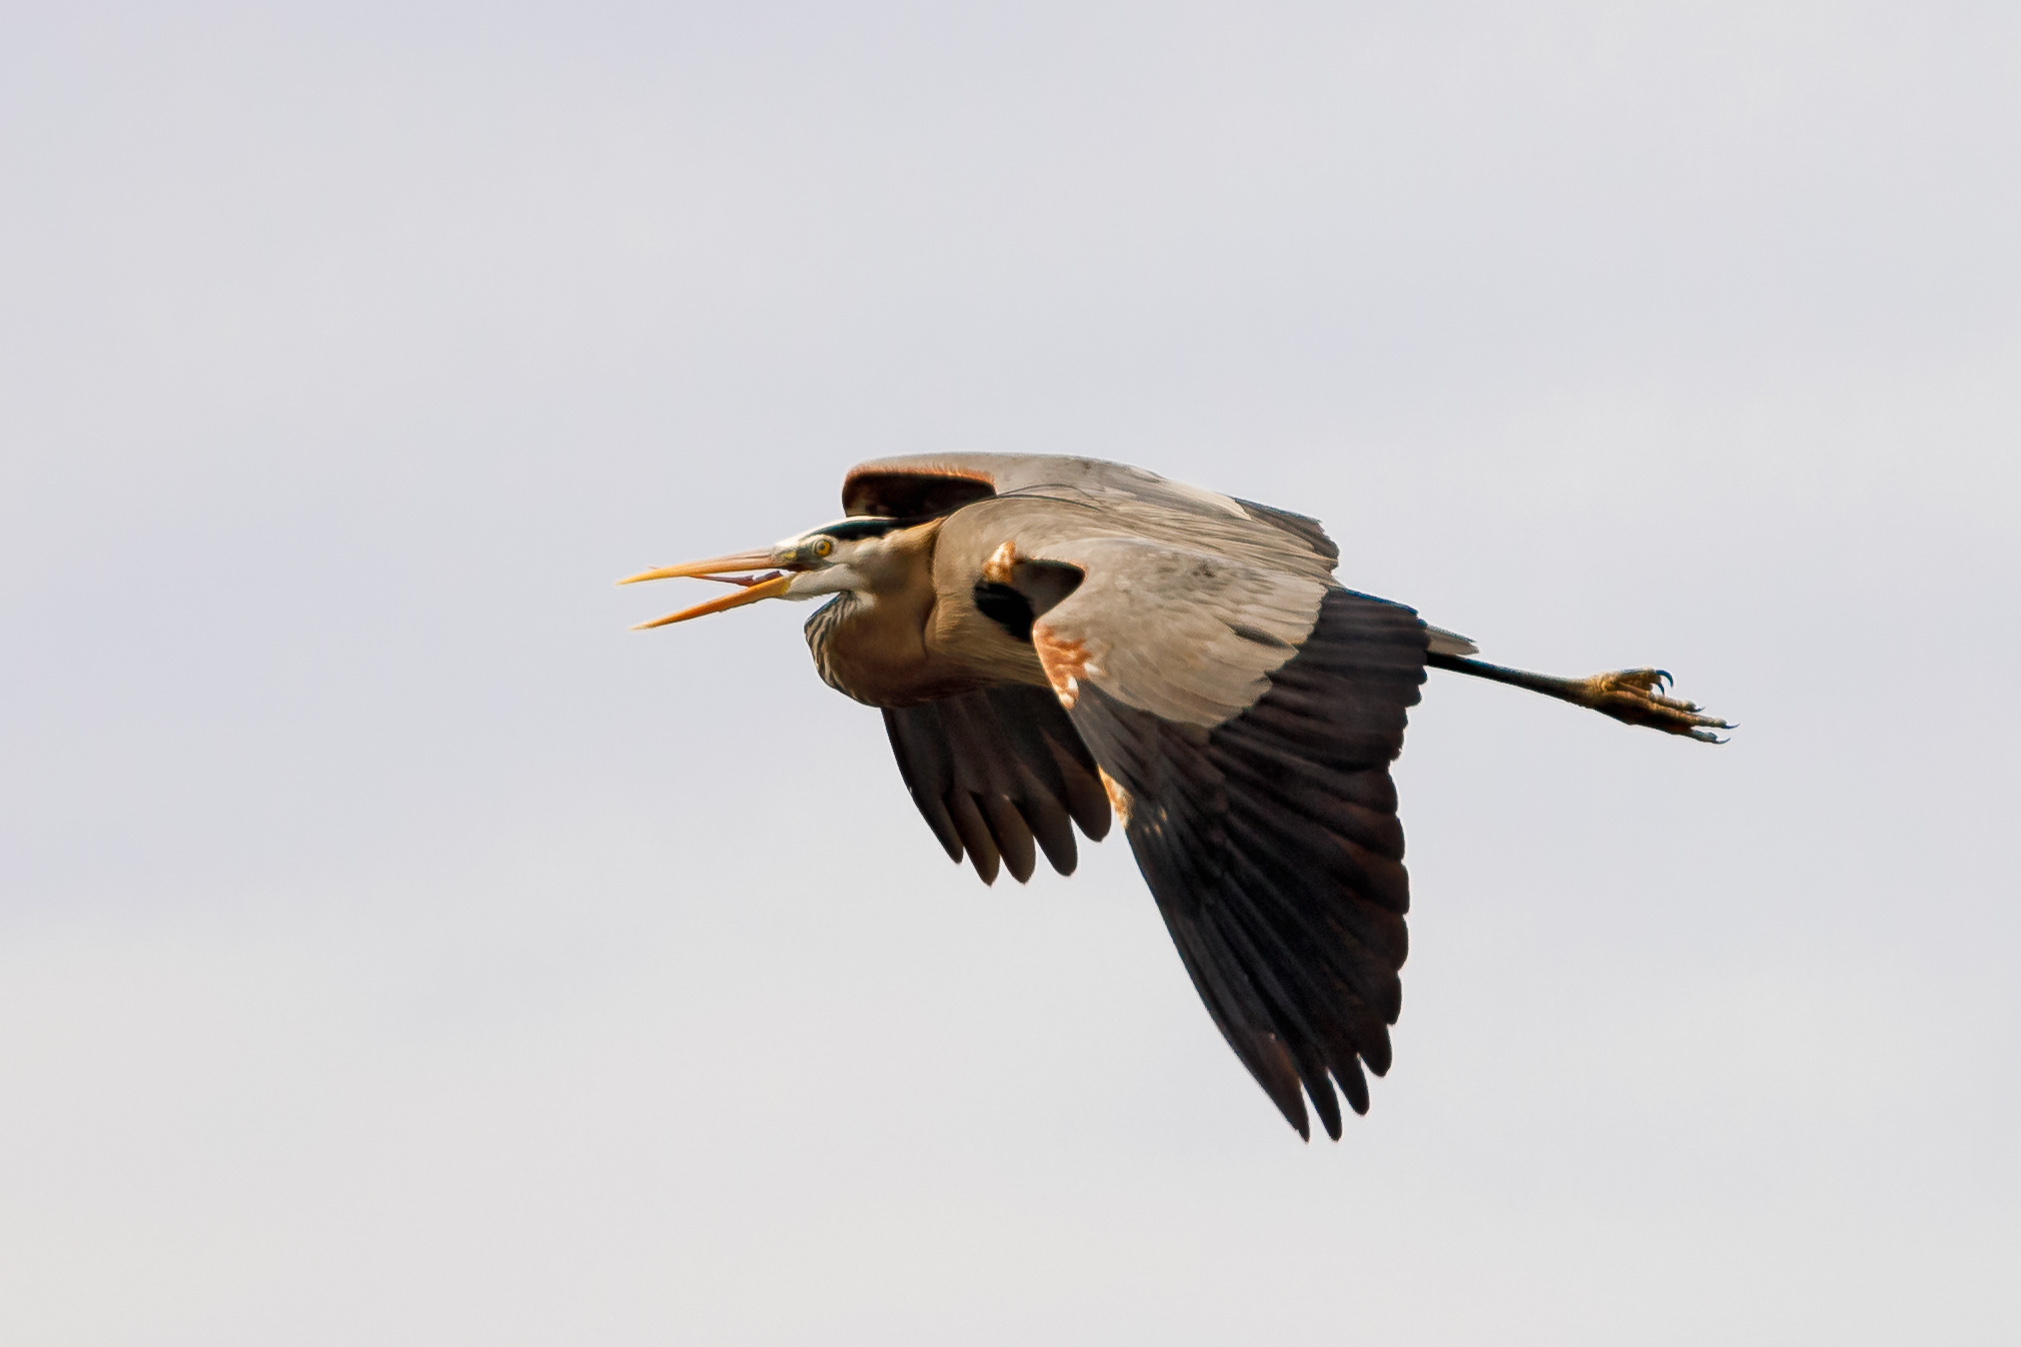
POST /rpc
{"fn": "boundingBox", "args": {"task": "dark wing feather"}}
[881,684,1111,885]
[1063,590,1428,1138]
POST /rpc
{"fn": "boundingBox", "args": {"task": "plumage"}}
[881,684,1110,883]
[622,452,1731,1138]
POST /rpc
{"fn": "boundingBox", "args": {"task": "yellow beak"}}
[617,549,797,630]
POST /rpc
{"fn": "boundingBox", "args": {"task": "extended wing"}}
[938,493,1432,1135]
[854,461,1433,1138]
[1058,588,1427,1140]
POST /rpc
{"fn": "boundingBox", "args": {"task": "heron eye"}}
[812,536,835,558]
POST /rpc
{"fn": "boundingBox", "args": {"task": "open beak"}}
[617,549,797,630]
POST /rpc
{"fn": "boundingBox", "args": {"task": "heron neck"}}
[802,520,985,706]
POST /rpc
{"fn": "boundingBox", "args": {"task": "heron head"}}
[618,516,909,629]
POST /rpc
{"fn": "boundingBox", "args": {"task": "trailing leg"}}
[1427,653,1730,742]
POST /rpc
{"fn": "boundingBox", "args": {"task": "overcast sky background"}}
[2,3,2017,1342]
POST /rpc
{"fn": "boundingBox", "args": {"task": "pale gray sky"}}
[2,3,2016,1342]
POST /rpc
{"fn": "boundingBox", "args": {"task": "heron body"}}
[623,453,1727,1140]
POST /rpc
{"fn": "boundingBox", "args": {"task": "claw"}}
[1578,667,1730,742]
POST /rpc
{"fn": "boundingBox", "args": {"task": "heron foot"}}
[1579,668,1731,743]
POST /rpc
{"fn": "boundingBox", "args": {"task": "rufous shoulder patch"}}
[1032,624,1093,709]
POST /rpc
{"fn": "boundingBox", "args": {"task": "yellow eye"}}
[813,537,835,557]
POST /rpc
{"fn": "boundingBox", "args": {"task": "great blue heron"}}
[622,454,1727,1139]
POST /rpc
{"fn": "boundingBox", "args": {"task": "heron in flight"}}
[622,454,1727,1140]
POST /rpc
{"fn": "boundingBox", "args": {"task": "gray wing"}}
[882,685,1111,886]
[844,452,1479,658]
[846,452,1477,659]
[943,499,1430,1139]
[842,453,1340,580]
